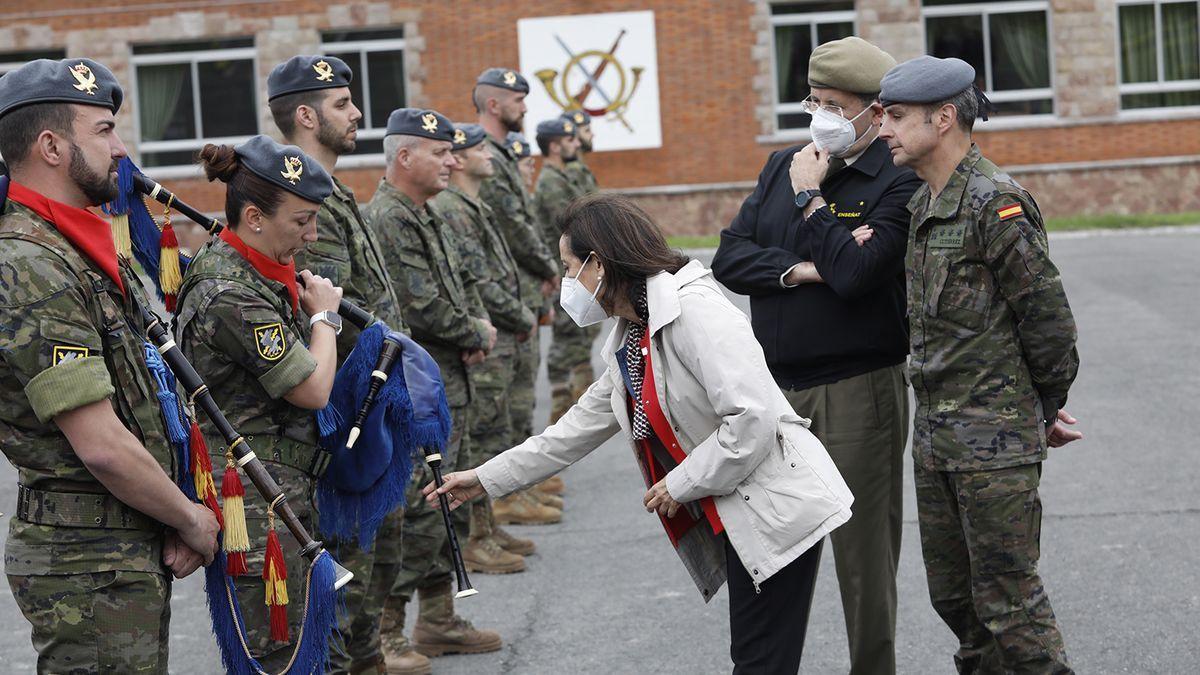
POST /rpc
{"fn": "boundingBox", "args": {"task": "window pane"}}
[1122,89,1200,108]
[774,24,814,105]
[777,112,811,130]
[345,137,384,156]
[1162,2,1200,81]
[366,50,407,127]
[322,28,404,42]
[817,21,855,46]
[989,11,1050,90]
[197,59,257,137]
[132,38,252,55]
[772,2,853,14]
[140,149,199,168]
[924,0,1029,5]
[926,15,986,90]
[1119,4,1158,83]
[326,51,367,124]
[137,63,195,142]
[990,98,1054,115]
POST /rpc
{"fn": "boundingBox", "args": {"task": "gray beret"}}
[0,58,123,119]
[505,132,531,158]
[476,67,530,94]
[451,123,487,150]
[879,56,976,106]
[561,109,591,127]
[267,55,353,101]
[808,37,896,94]
[234,135,333,204]
[536,117,576,139]
[385,108,455,143]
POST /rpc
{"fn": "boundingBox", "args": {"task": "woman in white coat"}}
[424,194,853,673]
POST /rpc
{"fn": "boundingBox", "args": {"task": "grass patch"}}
[666,211,1200,249]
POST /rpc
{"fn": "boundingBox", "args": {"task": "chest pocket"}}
[927,255,994,336]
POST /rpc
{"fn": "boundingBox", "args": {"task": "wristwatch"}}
[794,189,823,209]
[309,310,343,335]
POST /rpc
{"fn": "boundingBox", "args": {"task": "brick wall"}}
[2,0,1198,235]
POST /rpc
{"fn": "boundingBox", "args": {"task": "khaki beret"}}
[807,37,896,94]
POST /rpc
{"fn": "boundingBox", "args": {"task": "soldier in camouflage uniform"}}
[561,109,599,194]
[474,69,563,524]
[0,58,220,674]
[879,57,1082,674]
[265,54,411,674]
[533,118,597,430]
[363,108,502,665]
[176,136,342,670]
[433,123,540,572]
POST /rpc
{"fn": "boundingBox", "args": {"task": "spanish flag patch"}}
[997,203,1024,221]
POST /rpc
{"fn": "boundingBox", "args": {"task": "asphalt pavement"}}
[0,228,1196,673]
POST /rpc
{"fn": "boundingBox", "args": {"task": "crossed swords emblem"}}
[536,29,644,133]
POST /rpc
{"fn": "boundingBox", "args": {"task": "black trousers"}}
[727,536,824,674]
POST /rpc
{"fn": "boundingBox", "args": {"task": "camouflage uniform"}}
[0,199,177,674]
[432,185,535,467]
[533,163,599,423]
[363,180,491,650]
[906,144,1079,673]
[292,175,408,671]
[175,236,323,671]
[564,156,599,194]
[479,135,558,443]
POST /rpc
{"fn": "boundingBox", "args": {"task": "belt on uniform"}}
[265,437,329,479]
[16,484,160,531]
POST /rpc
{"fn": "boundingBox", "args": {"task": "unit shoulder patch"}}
[253,322,286,361]
[51,344,91,366]
[997,203,1024,221]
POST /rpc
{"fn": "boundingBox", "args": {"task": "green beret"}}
[267,55,353,101]
[235,135,333,204]
[807,37,896,95]
[385,108,455,143]
[0,58,123,119]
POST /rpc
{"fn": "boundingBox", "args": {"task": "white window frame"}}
[769,6,858,134]
[1115,0,1200,116]
[922,0,1057,122]
[130,44,259,171]
[320,34,407,167]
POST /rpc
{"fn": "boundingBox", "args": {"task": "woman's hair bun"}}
[197,143,239,183]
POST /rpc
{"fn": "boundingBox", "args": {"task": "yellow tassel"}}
[220,452,250,576]
[110,213,132,260]
[159,224,182,296]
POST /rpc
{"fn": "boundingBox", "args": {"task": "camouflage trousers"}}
[327,536,375,672]
[352,405,466,658]
[509,329,538,445]
[914,462,1072,674]
[8,568,171,674]
[547,312,601,423]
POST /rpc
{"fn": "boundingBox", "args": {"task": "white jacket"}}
[476,260,853,598]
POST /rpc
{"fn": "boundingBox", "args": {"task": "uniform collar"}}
[330,175,353,201]
[377,179,434,223]
[908,143,983,222]
[6,180,124,295]
[218,226,298,311]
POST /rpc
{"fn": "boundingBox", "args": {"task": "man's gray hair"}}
[384,133,421,164]
[928,87,978,133]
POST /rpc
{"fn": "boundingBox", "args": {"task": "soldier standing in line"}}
[475,68,562,526]
[508,131,537,194]
[878,56,1083,673]
[532,118,594,433]
[561,109,599,194]
[433,122,541,573]
[175,135,342,670]
[363,108,502,666]
[264,54,413,675]
[0,58,219,673]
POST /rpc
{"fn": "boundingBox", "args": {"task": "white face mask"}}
[809,105,871,158]
[559,253,608,327]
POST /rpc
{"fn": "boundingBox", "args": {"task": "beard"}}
[316,109,356,155]
[68,144,118,205]
[579,136,593,153]
[502,110,524,133]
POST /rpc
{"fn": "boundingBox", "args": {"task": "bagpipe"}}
[111,160,477,598]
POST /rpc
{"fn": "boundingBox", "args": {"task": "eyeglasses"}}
[800,97,846,117]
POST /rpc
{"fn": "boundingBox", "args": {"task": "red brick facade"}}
[3,0,1198,231]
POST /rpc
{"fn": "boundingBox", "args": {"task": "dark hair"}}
[197,143,284,227]
[856,92,880,109]
[268,89,328,138]
[535,133,555,157]
[926,87,977,133]
[0,103,76,170]
[559,194,690,314]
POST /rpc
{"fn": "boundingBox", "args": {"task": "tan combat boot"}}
[464,501,525,573]
[493,490,561,525]
[484,498,536,555]
[379,602,432,675]
[413,581,502,657]
[549,382,572,424]
[537,475,566,495]
[529,486,564,510]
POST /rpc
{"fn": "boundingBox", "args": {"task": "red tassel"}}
[263,517,289,642]
[226,551,248,576]
[189,421,223,529]
[164,294,177,313]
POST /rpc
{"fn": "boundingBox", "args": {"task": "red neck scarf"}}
[219,227,299,312]
[6,181,124,295]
